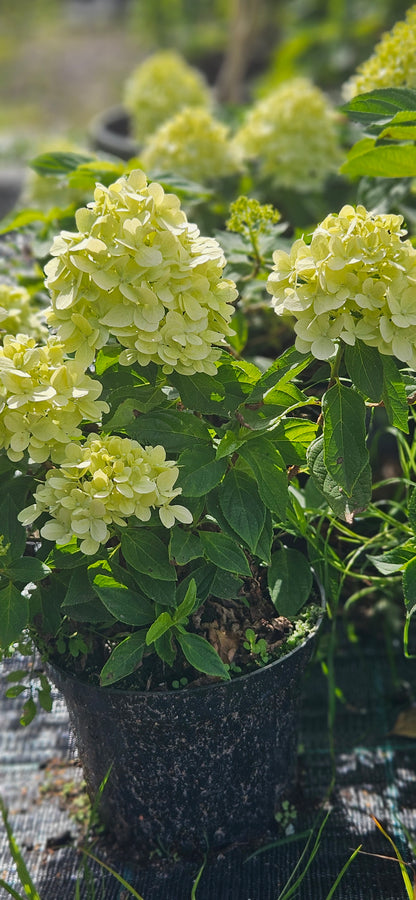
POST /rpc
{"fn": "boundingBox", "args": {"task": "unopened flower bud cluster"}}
[267,204,416,366]
[18,434,193,555]
[45,169,237,375]
[0,334,108,463]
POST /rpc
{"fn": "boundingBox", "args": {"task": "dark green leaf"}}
[89,567,155,626]
[20,698,37,727]
[5,557,50,584]
[267,547,313,618]
[381,355,409,432]
[62,568,113,624]
[121,531,176,581]
[100,631,147,686]
[228,309,248,353]
[154,631,177,667]
[0,583,28,646]
[368,542,416,575]
[176,563,242,604]
[129,408,211,451]
[173,579,198,622]
[341,88,416,126]
[409,490,416,533]
[5,684,26,698]
[247,347,312,404]
[0,496,26,563]
[176,631,230,680]
[238,436,288,520]
[344,341,384,401]
[170,371,227,414]
[270,418,318,466]
[218,469,265,553]
[177,446,227,497]
[403,557,416,615]
[307,434,372,522]
[37,689,53,713]
[253,510,273,565]
[169,528,202,565]
[199,531,251,575]
[322,383,369,495]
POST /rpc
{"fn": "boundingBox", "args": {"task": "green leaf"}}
[94,346,120,375]
[30,150,96,175]
[20,698,37,727]
[381,356,409,432]
[341,141,416,178]
[228,309,248,353]
[146,612,174,645]
[5,557,50,584]
[0,583,28,646]
[170,371,227,414]
[121,530,176,581]
[199,531,251,575]
[267,547,313,618]
[176,563,242,604]
[173,579,198,622]
[403,557,416,615]
[62,568,113,624]
[253,510,273,565]
[0,496,26,564]
[100,631,147,686]
[154,631,177,666]
[238,436,288,520]
[177,446,227,497]
[89,566,155,626]
[129,408,211,451]
[176,631,230,680]
[368,543,416,575]
[307,434,372,522]
[0,207,47,235]
[247,347,312,404]
[218,469,265,553]
[409,490,416,533]
[270,418,318,466]
[169,528,202,565]
[322,383,369,495]
[0,797,42,900]
[131,571,176,607]
[344,341,383,401]
[341,88,416,126]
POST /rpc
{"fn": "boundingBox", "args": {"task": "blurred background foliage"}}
[0,0,412,161]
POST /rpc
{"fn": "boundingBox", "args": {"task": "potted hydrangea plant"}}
[0,163,413,854]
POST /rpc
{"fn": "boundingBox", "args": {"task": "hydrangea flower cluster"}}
[343,6,416,99]
[0,283,46,341]
[233,78,342,191]
[266,204,416,366]
[18,434,193,555]
[123,51,211,143]
[44,169,237,375]
[0,334,108,463]
[141,106,243,184]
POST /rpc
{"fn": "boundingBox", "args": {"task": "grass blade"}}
[276,811,331,900]
[0,879,30,900]
[324,845,362,899]
[81,848,145,899]
[372,817,414,899]
[0,797,42,900]
[190,854,207,900]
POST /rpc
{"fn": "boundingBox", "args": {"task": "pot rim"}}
[48,576,325,699]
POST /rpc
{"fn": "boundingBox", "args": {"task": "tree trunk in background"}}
[215,0,266,104]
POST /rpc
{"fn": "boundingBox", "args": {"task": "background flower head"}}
[233,78,343,191]
[0,283,46,342]
[343,6,416,99]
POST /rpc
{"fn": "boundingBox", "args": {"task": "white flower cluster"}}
[0,334,108,462]
[123,51,211,143]
[18,434,193,555]
[266,204,416,366]
[343,6,416,99]
[0,283,46,341]
[233,78,342,191]
[44,169,237,375]
[141,106,243,184]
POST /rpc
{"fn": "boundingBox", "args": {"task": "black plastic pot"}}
[49,620,321,854]
[89,105,139,161]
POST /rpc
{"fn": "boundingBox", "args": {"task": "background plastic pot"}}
[49,619,321,854]
[89,105,139,160]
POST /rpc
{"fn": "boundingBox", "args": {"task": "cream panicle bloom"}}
[343,6,416,99]
[0,334,109,463]
[0,283,47,341]
[141,106,243,183]
[123,51,211,143]
[266,204,416,367]
[18,434,193,555]
[44,169,237,375]
[233,78,342,191]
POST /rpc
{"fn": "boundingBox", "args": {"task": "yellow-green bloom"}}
[18,434,193,555]
[44,169,237,375]
[0,283,46,341]
[343,6,416,99]
[233,78,342,191]
[266,204,416,366]
[123,51,211,143]
[0,334,109,463]
[141,106,243,183]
